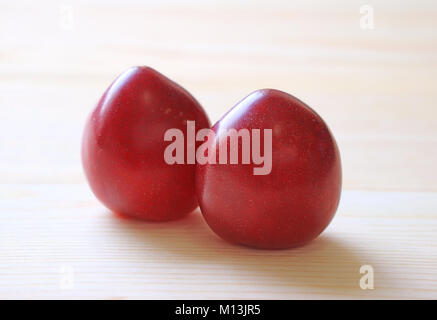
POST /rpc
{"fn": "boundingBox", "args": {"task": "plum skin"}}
[82,66,210,221]
[195,89,342,249]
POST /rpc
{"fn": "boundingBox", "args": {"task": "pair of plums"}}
[82,66,341,249]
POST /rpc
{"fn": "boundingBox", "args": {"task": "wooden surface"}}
[1,0,437,299]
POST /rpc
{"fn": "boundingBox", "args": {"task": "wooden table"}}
[1,0,436,299]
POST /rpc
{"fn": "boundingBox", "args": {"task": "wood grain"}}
[1,0,437,299]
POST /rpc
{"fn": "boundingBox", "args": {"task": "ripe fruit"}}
[195,89,341,249]
[82,66,210,221]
